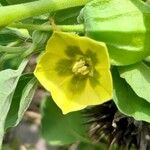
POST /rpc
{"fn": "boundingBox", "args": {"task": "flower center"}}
[72,59,93,76]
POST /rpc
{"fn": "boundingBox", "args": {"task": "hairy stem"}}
[0,0,90,27]
[9,23,84,33]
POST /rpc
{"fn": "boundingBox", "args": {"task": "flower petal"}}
[77,36,110,69]
[90,69,113,101]
[34,31,113,114]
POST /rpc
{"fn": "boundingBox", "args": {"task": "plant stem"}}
[9,23,84,33]
[0,0,90,27]
[22,44,36,58]
[0,45,27,53]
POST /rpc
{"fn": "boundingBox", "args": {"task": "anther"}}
[72,59,90,76]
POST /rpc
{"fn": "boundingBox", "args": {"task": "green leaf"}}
[0,28,20,45]
[32,29,51,50]
[112,68,150,123]
[0,0,8,6]
[0,28,30,46]
[41,96,88,146]
[6,0,36,4]
[119,62,150,103]
[51,6,82,25]
[2,145,14,150]
[144,55,150,63]
[5,73,37,130]
[144,60,150,67]
[0,60,28,148]
[77,143,107,150]
[80,0,150,65]
[0,54,23,70]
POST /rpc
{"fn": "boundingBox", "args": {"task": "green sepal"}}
[79,0,150,65]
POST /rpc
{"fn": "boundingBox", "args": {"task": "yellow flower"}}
[34,31,112,114]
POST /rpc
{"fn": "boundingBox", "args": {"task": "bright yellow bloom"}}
[34,31,112,114]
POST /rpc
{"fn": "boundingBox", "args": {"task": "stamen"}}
[72,59,90,76]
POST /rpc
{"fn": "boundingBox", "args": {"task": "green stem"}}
[9,23,84,33]
[0,0,90,27]
[0,45,27,53]
[22,44,36,58]
[0,53,18,68]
